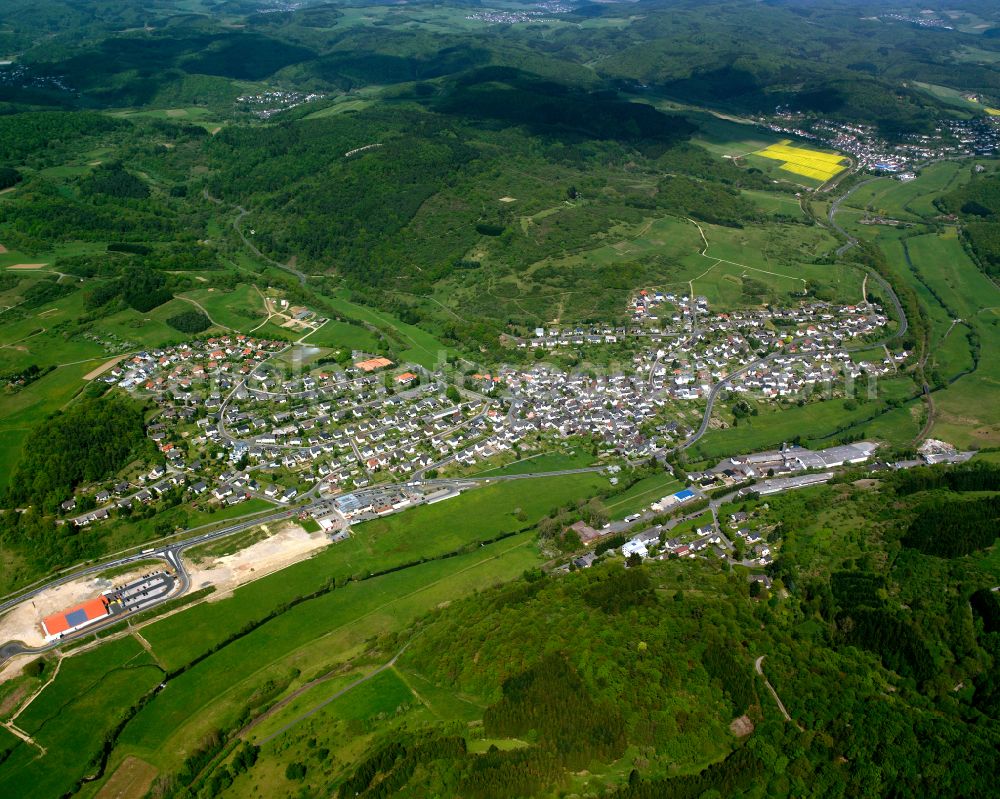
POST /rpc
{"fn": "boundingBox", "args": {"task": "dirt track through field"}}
[83,355,128,381]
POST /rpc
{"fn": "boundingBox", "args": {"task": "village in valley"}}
[45,277,974,611]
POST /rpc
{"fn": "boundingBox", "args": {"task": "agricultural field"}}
[690,376,920,462]
[140,473,607,669]
[0,636,164,799]
[843,162,969,220]
[688,112,784,159]
[836,163,1000,450]
[748,140,849,184]
[110,105,229,131]
[115,534,542,772]
[901,232,1000,448]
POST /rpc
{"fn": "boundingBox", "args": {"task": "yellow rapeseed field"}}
[754,140,848,182]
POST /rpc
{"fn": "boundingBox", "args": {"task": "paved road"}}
[673,349,779,453]
[0,466,606,664]
[0,505,298,663]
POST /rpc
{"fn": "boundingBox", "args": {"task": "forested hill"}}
[4,0,1000,139]
[4,394,150,511]
[238,468,999,799]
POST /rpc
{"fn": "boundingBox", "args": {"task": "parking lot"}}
[106,571,177,616]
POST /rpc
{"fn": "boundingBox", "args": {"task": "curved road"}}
[673,174,912,456]
[755,655,802,730]
[0,466,606,665]
[0,505,298,663]
[203,189,308,286]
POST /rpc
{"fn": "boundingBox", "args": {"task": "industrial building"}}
[42,597,111,640]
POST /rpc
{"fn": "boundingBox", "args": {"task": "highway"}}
[0,505,299,663]
[0,464,611,664]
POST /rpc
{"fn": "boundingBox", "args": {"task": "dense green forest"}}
[166,309,211,333]
[941,166,1000,277]
[2,0,998,135]
[303,471,1000,798]
[4,393,149,510]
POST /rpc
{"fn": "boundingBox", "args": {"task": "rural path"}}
[897,240,935,443]
[202,189,308,286]
[175,295,231,331]
[1,719,44,754]
[251,645,409,745]
[755,655,802,730]
[9,655,63,724]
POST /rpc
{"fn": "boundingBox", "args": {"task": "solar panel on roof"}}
[65,609,88,627]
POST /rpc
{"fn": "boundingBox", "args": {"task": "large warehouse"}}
[42,596,111,640]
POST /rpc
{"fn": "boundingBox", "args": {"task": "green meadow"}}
[691,377,919,461]
[603,472,684,520]
[118,533,541,772]
[0,637,163,799]
[141,473,607,669]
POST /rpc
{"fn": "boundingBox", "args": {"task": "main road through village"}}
[0,174,913,664]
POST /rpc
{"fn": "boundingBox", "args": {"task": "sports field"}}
[754,140,849,182]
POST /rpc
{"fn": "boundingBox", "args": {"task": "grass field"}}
[753,140,849,183]
[911,82,983,116]
[827,397,924,447]
[141,474,606,670]
[604,472,683,520]
[182,284,268,331]
[691,377,919,461]
[0,637,163,799]
[298,319,379,352]
[689,113,783,159]
[741,189,808,219]
[472,210,849,323]
[324,290,451,368]
[844,163,969,220]
[116,532,542,772]
[900,232,1000,447]
[475,448,597,476]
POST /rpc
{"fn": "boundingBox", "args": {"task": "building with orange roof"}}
[42,596,111,640]
[355,357,394,372]
[395,372,417,384]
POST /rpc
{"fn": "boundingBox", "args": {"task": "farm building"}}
[42,596,111,640]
